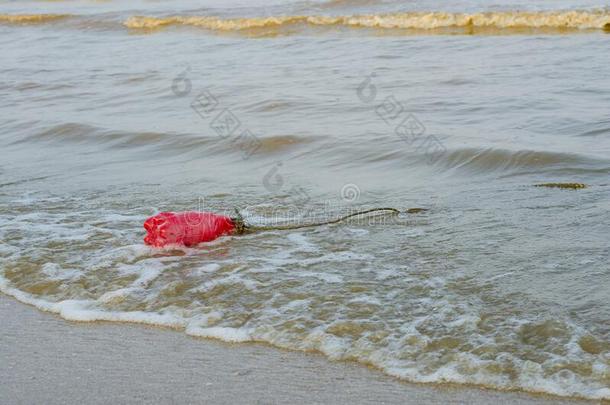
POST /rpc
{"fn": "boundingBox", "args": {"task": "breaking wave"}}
[9,122,317,158]
[0,196,609,400]
[124,10,610,32]
[0,14,72,24]
[432,148,610,175]
[4,10,610,34]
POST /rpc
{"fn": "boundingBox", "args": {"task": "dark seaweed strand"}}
[231,207,402,234]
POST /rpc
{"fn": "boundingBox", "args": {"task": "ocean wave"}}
[10,123,610,176]
[1,283,608,399]
[0,203,609,400]
[434,148,600,173]
[1,185,610,400]
[0,14,72,24]
[11,123,317,157]
[3,11,609,33]
[124,10,610,32]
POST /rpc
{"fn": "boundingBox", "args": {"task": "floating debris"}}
[406,208,429,213]
[534,183,587,189]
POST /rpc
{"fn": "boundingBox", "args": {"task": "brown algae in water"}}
[406,208,429,214]
[534,183,587,189]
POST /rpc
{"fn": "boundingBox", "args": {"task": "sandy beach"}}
[0,295,596,405]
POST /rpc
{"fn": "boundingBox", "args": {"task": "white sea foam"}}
[195,263,222,273]
[286,232,317,252]
[41,263,82,281]
[186,325,252,342]
[297,271,343,283]
[2,274,609,399]
[1,196,609,400]
[195,273,259,293]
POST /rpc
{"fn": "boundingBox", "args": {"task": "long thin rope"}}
[236,207,400,233]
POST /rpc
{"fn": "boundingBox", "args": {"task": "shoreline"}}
[0,294,597,404]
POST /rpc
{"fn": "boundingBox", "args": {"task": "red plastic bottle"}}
[143,212,235,247]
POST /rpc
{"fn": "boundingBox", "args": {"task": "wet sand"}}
[0,295,595,405]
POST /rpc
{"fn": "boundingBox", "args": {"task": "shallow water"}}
[1,0,609,400]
